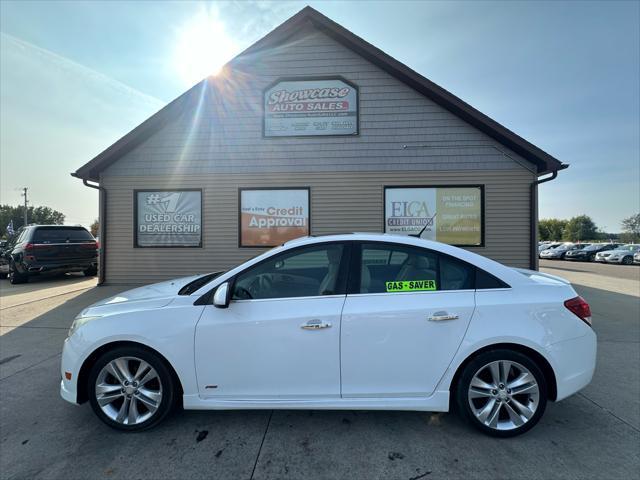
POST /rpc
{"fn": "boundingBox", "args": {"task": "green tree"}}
[0,204,65,238]
[539,218,567,241]
[90,219,99,237]
[620,213,640,242]
[563,215,598,242]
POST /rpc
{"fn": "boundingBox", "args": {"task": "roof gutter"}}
[74,174,106,285]
[530,165,568,270]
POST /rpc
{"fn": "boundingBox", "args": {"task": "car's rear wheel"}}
[83,266,98,277]
[8,263,28,284]
[456,349,547,437]
[622,256,633,265]
[87,346,176,431]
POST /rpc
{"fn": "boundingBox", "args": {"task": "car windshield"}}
[178,271,225,295]
[584,245,602,251]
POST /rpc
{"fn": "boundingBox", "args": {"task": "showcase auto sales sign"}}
[264,79,358,136]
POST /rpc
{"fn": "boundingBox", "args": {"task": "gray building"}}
[73,7,566,285]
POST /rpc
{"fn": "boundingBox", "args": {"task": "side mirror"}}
[213,282,231,308]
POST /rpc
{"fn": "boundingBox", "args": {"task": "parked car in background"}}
[540,243,589,260]
[565,243,620,262]
[0,239,11,278]
[4,225,98,284]
[61,233,596,437]
[602,244,640,265]
[538,242,562,253]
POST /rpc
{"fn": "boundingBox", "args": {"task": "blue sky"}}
[1,0,638,231]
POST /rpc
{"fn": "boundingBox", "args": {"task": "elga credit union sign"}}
[240,189,309,247]
[264,78,358,137]
[135,190,202,247]
[385,187,483,246]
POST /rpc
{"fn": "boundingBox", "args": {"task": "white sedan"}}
[61,234,596,437]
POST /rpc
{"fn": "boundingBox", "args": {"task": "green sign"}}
[385,280,437,292]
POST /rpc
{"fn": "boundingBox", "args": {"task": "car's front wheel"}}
[456,349,547,437]
[87,346,176,431]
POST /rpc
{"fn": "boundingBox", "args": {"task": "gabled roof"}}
[73,6,567,182]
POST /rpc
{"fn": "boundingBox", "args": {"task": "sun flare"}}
[173,11,237,86]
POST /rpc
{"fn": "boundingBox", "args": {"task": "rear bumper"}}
[546,330,597,401]
[17,260,97,274]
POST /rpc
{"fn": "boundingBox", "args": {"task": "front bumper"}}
[604,257,625,264]
[546,330,597,401]
[60,336,82,404]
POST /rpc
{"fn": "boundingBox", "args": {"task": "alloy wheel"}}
[467,360,540,431]
[94,356,163,426]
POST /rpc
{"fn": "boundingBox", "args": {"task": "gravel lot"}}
[0,264,638,480]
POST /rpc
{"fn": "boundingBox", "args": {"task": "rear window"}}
[32,227,94,243]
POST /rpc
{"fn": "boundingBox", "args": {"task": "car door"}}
[341,242,476,398]
[194,242,349,400]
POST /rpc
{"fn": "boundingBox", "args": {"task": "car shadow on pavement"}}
[0,284,639,480]
[0,272,95,299]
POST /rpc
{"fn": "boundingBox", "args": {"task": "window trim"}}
[227,241,353,302]
[348,240,496,295]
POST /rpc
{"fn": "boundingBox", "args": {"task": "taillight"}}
[24,242,34,251]
[80,243,97,249]
[564,296,592,326]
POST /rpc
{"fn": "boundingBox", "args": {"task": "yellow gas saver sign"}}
[386,280,437,292]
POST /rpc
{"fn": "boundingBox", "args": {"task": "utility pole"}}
[21,187,28,226]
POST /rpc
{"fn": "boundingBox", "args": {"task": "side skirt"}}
[182,391,450,412]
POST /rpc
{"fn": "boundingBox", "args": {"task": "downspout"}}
[530,168,564,270]
[80,178,107,285]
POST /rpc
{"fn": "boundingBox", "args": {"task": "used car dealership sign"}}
[264,78,358,136]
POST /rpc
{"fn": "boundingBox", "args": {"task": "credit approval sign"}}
[264,78,358,137]
[240,189,309,247]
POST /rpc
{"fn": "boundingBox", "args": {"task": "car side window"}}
[358,243,475,294]
[232,243,345,300]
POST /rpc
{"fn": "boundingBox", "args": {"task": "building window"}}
[239,188,310,247]
[384,186,484,246]
[134,190,202,247]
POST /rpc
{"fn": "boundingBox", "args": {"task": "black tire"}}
[622,256,633,265]
[8,263,28,284]
[589,254,596,262]
[83,266,98,277]
[87,346,177,432]
[455,349,548,437]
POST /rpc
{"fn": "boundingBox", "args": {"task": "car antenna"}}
[409,212,436,239]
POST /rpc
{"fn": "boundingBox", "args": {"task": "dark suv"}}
[4,225,98,284]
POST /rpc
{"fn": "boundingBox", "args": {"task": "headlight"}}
[68,315,101,337]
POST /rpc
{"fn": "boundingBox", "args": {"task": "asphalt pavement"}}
[0,264,638,480]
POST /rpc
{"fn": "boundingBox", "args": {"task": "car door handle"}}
[301,320,332,330]
[428,311,459,322]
